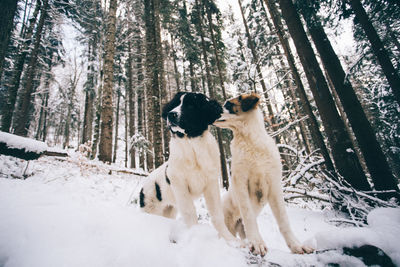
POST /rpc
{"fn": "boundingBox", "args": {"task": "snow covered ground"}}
[0,153,399,267]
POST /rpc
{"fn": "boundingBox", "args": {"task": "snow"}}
[0,131,48,153]
[0,153,400,267]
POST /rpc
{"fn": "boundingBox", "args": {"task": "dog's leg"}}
[173,184,198,226]
[268,185,314,254]
[204,180,238,243]
[232,176,267,256]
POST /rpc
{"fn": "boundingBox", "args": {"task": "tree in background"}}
[298,1,399,194]
[14,0,49,136]
[0,0,19,81]
[98,0,118,162]
[277,0,371,190]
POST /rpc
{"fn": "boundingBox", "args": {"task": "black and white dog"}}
[139,92,237,243]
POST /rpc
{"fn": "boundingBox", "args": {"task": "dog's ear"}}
[162,92,185,120]
[203,99,223,125]
[241,93,260,112]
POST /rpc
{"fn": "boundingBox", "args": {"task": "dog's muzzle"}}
[167,111,179,126]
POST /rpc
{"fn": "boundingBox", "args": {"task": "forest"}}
[0,0,400,264]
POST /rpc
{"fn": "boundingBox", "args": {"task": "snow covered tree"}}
[277,0,371,190]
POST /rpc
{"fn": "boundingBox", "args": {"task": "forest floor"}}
[0,152,399,267]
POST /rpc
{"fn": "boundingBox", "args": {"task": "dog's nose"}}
[224,101,234,114]
[168,111,178,123]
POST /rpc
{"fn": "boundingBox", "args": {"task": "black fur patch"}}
[166,175,171,185]
[224,101,235,114]
[155,182,162,201]
[255,190,263,202]
[161,92,223,138]
[161,92,185,120]
[139,188,145,208]
[241,95,260,112]
[343,245,395,267]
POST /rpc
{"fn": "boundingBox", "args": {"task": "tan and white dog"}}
[139,92,237,244]
[214,93,314,256]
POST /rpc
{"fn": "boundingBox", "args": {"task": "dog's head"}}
[214,93,260,129]
[162,92,222,138]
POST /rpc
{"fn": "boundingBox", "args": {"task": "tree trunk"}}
[1,0,41,132]
[204,0,226,100]
[278,0,371,190]
[112,86,121,163]
[14,0,48,136]
[237,0,278,130]
[0,0,19,80]
[170,35,181,91]
[153,0,164,168]
[81,41,96,145]
[41,90,49,142]
[91,71,103,159]
[127,40,136,168]
[196,0,229,189]
[136,35,146,170]
[349,0,400,106]
[302,7,399,194]
[264,0,335,172]
[124,87,129,168]
[63,101,72,149]
[35,55,52,141]
[144,0,164,170]
[98,0,118,163]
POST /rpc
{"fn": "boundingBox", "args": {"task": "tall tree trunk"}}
[35,55,52,140]
[63,101,72,149]
[0,0,19,80]
[277,0,371,190]
[196,0,229,189]
[302,7,399,194]
[144,0,155,171]
[112,85,121,163]
[136,37,146,170]
[41,90,49,142]
[91,71,103,159]
[264,0,335,172]
[124,88,129,168]
[14,0,48,136]
[98,0,117,163]
[237,0,278,130]
[1,0,41,132]
[127,40,136,168]
[144,0,164,170]
[349,0,400,106]
[204,0,226,100]
[81,41,96,145]
[170,35,181,91]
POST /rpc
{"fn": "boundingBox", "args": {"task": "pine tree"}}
[264,0,335,172]
[1,0,41,132]
[14,0,49,136]
[348,0,400,106]
[299,2,399,194]
[277,0,371,190]
[0,0,19,80]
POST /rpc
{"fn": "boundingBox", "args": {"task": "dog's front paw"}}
[288,243,314,254]
[249,239,268,257]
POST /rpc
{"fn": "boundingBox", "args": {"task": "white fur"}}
[140,163,177,219]
[215,105,314,255]
[141,115,237,243]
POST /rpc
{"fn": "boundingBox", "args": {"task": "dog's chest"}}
[168,133,220,196]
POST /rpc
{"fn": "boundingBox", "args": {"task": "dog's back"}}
[140,163,177,219]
